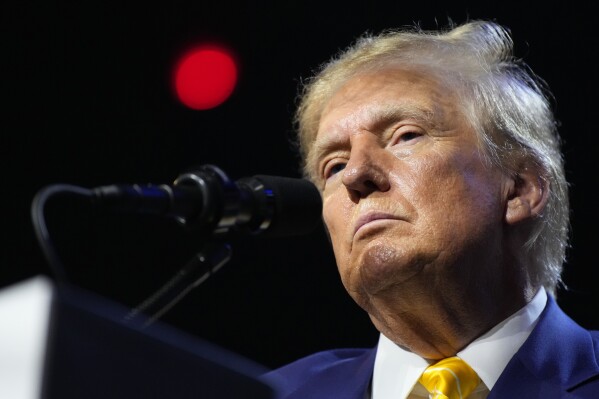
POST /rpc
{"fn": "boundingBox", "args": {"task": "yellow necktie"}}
[418,357,480,399]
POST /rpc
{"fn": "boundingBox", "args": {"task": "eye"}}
[397,131,422,142]
[324,162,346,179]
[388,124,425,146]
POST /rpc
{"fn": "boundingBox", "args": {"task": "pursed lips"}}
[352,211,403,238]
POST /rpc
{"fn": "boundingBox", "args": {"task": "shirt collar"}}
[458,287,547,389]
[372,287,547,398]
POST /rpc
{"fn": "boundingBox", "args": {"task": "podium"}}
[0,276,275,399]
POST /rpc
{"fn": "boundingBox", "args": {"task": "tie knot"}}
[418,357,480,399]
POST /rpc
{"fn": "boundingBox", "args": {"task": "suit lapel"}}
[285,348,376,399]
[489,296,599,398]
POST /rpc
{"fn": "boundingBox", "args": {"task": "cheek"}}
[408,153,504,244]
[322,191,352,246]
[322,190,355,275]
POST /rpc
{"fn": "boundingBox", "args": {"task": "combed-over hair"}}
[296,21,569,295]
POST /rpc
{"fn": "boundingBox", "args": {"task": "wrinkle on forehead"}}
[310,104,445,179]
[325,102,439,136]
[312,102,437,161]
[306,68,463,180]
[321,69,452,132]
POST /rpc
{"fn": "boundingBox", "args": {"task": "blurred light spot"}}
[174,45,238,110]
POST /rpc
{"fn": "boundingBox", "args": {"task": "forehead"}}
[307,69,472,175]
[318,68,457,133]
[305,67,481,181]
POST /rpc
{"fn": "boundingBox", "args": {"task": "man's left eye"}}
[397,131,422,142]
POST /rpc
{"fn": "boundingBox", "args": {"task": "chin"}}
[357,243,399,291]
[345,235,441,297]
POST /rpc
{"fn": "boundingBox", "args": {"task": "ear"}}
[505,163,549,225]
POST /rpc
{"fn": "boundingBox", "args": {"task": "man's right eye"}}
[325,162,347,179]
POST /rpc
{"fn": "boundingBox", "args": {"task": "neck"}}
[364,269,535,359]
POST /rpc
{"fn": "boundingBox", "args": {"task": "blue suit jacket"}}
[263,296,599,398]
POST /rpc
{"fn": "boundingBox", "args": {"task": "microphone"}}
[91,164,322,237]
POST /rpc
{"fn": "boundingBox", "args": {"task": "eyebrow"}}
[371,103,436,130]
[310,102,436,169]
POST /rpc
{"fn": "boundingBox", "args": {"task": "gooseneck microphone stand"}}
[31,164,322,328]
[123,241,232,328]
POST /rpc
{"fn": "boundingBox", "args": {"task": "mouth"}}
[352,212,403,237]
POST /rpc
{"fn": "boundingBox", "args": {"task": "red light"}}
[174,45,238,110]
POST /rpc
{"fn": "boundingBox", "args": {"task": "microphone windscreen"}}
[253,175,322,237]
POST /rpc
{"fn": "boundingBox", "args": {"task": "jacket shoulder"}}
[492,297,599,398]
[262,348,375,399]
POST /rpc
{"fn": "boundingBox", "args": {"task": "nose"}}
[342,136,391,199]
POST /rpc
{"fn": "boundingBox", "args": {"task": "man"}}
[263,21,599,398]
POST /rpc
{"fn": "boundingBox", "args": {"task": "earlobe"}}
[505,165,549,225]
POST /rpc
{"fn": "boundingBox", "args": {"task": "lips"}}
[352,211,402,237]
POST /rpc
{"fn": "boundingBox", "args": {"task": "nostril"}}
[364,180,378,190]
[355,180,381,198]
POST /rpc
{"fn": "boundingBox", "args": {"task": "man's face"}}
[314,68,513,337]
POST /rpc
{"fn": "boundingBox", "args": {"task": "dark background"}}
[3,2,598,369]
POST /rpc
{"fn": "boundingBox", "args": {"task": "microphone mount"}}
[31,164,322,326]
[91,164,320,238]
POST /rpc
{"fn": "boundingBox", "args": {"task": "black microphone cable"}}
[31,184,94,284]
[30,165,322,326]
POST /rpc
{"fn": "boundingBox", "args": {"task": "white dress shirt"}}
[371,287,548,399]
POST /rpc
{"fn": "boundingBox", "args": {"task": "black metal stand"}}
[124,241,233,328]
